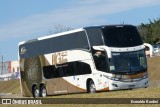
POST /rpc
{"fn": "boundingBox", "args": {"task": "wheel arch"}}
[32,83,38,91]
[86,78,95,92]
[39,83,45,90]
[32,83,39,97]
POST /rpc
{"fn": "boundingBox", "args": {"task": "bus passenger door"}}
[92,50,109,72]
[92,49,110,90]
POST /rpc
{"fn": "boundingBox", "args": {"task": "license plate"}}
[128,85,135,88]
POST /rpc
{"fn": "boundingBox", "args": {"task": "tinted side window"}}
[75,62,91,75]
[43,65,63,79]
[19,31,89,59]
[43,62,92,79]
[85,28,104,46]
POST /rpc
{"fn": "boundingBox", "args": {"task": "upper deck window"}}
[102,26,143,47]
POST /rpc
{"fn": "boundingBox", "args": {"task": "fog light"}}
[145,81,148,85]
[112,84,118,87]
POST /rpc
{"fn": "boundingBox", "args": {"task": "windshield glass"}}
[109,50,147,74]
[102,26,143,47]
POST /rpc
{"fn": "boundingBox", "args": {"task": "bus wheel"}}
[88,80,96,93]
[33,86,40,98]
[40,85,47,97]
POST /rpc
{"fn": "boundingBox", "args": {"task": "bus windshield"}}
[109,50,147,74]
[102,26,143,47]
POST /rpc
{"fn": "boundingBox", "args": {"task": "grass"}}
[48,87,160,98]
[0,79,20,94]
[147,56,160,81]
[1,56,160,107]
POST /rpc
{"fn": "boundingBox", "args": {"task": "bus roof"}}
[19,28,84,46]
[19,24,134,46]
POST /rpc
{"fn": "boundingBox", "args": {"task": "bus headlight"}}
[143,72,148,79]
[110,74,122,81]
[115,75,122,79]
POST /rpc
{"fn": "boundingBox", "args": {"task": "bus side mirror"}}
[143,43,154,57]
[92,46,112,58]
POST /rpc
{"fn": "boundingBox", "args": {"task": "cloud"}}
[0,0,160,41]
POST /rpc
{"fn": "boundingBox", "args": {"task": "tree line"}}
[138,18,160,44]
[51,18,160,45]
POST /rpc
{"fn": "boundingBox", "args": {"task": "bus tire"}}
[88,80,96,93]
[40,85,47,97]
[32,85,40,98]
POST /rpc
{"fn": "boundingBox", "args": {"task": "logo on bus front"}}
[20,47,27,54]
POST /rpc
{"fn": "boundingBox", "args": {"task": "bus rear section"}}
[18,29,98,97]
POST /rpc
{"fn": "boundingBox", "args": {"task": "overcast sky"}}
[0,0,160,61]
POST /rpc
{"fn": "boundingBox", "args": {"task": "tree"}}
[48,24,73,35]
[138,18,160,44]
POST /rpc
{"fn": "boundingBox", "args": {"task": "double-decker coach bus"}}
[19,25,148,97]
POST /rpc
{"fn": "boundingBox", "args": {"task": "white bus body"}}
[19,25,148,97]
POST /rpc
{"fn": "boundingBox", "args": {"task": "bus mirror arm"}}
[92,46,112,58]
[143,43,154,57]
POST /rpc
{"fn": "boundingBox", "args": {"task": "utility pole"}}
[0,48,4,75]
[2,55,3,75]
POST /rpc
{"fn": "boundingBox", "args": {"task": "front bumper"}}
[109,77,149,90]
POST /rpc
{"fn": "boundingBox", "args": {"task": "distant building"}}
[11,60,19,73]
[0,62,8,74]
[0,60,19,75]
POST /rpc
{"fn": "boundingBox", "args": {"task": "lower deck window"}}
[43,61,91,79]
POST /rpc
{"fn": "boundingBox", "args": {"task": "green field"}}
[0,56,160,107]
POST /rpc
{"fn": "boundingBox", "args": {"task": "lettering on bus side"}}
[52,51,68,65]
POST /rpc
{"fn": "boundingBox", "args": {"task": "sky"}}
[0,0,160,61]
